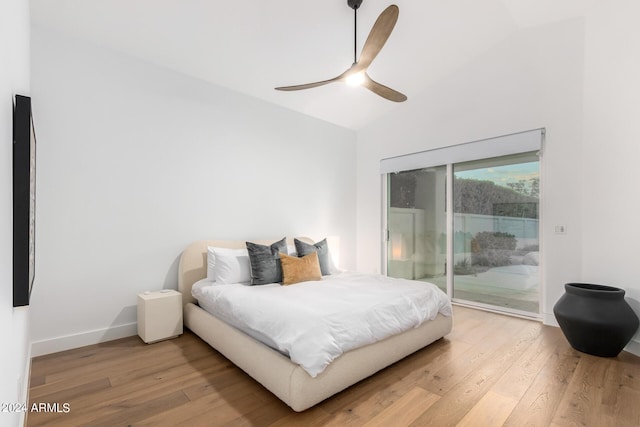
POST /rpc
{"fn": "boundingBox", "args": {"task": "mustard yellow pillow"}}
[280,252,322,285]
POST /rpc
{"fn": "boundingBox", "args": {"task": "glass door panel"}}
[452,152,540,314]
[387,166,447,292]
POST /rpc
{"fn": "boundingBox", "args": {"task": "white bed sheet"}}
[192,271,451,377]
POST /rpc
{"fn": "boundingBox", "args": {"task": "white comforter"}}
[192,271,451,377]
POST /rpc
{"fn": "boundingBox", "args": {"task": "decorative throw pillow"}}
[294,238,332,276]
[280,252,322,285]
[246,238,287,285]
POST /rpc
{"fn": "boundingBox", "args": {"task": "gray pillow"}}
[246,238,287,285]
[294,238,331,276]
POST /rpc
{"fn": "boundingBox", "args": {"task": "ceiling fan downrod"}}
[348,0,363,64]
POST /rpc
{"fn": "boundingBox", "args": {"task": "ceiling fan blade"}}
[362,73,407,102]
[275,75,342,92]
[356,5,399,71]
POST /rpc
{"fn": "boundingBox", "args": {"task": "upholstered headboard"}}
[177,237,313,306]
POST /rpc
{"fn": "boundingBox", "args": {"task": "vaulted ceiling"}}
[31,0,586,130]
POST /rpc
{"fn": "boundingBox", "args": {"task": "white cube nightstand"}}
[137,290,183,344]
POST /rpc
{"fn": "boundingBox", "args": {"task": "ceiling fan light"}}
[345,71,365,86]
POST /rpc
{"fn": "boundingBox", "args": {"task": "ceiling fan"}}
[275,0,407,102]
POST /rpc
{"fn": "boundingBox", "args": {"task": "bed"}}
[178,238,453,412]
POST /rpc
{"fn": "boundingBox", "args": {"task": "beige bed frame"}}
[178,238,453,412]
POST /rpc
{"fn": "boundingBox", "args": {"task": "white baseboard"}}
[542,311,559,328]
[625,338,640,357]
[31,322,138,357]
[19,345,32,427]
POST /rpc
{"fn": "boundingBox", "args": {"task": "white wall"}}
[356,19,584,324]
[581,1,640,353]
[0,0,31,425]
[30,27,357,355]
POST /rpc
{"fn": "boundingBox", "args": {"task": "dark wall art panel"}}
[13,94,36,307]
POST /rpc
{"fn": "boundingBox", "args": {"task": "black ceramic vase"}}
[553,283,639,357]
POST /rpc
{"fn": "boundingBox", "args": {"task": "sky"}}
[454,161,539,188]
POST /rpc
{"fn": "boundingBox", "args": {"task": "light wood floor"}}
[28,306,640,426]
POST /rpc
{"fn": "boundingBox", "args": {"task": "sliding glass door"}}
[384,131,542,317]
[387,166,447,292]
[452,153,539,314]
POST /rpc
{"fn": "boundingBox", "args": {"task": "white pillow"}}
[206,246,217,280]
[286,244,297,257]
[211,247,251,284]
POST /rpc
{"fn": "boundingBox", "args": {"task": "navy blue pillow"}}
[246,238,287,285]
[294,238,332,276]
